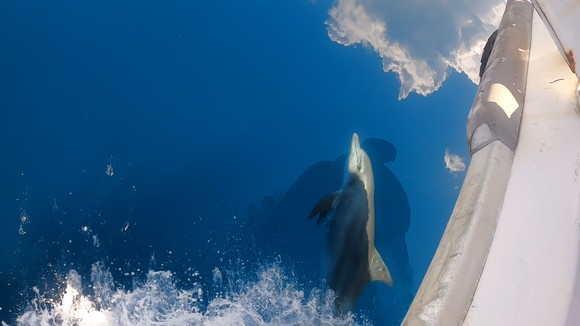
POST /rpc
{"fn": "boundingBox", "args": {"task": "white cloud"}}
[444,149,466,173]
[326,0,506,99]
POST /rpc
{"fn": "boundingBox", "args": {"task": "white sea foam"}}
[14,262,366,326]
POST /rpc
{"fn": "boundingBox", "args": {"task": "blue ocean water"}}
[2,136,414,325]
[0,0,474,325]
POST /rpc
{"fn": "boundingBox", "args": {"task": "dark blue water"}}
[0,0,473,324]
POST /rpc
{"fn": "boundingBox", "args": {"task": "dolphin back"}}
[370,247,394,286]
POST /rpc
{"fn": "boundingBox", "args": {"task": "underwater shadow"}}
[248,137,414,324]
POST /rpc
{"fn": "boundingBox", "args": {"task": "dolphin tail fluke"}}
[309,192,340,225]
[369,248,394,286]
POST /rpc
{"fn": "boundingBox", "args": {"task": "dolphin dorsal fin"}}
[369,248,394,286]
[308,192,340,225]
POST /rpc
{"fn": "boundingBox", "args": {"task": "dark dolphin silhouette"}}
[309,133,393,313]
[248,135,413,323]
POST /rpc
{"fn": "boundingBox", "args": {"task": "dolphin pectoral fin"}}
[316,212,327,225]
[308,192,340,225]
[369,248,394,286]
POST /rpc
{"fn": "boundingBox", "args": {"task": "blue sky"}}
[327,0,505,98]
[0,0,504,318]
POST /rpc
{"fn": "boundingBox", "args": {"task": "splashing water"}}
[14,262,367,326]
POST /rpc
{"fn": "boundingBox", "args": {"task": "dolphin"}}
[309,133,393,313]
